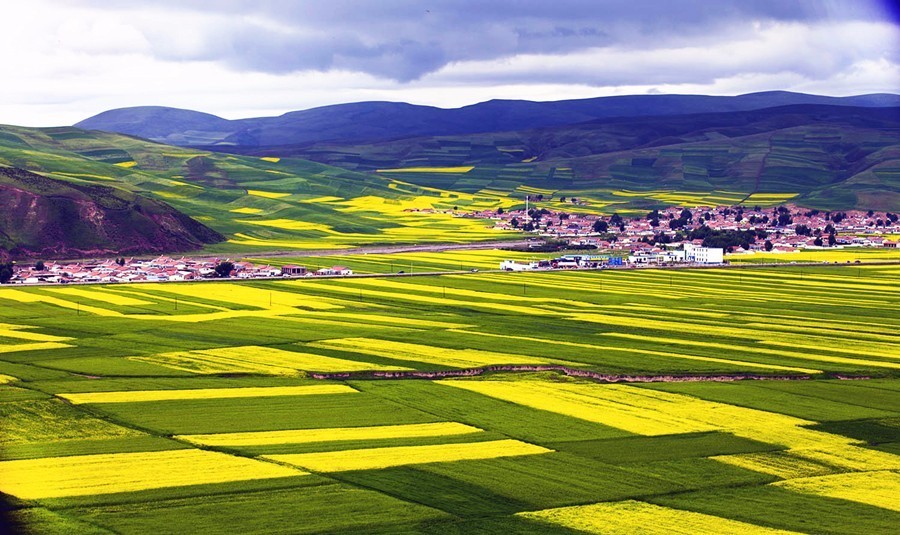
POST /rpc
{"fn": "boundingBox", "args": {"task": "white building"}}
[500,260,538,271]
[683,244,724,264]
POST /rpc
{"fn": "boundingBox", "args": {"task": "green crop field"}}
[1,265,898,533]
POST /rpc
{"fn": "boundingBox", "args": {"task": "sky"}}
[2,0,898,126]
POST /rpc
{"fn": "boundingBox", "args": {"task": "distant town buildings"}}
[5,256,351,285]
[469,203,900,255]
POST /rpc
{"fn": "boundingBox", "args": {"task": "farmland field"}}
[1,265,898,533]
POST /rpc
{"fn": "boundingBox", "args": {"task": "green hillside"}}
[285,105,900,211]
[0,126,519,255]
[2,105,899,259]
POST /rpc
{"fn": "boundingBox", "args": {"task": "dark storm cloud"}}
[67,0,899,82]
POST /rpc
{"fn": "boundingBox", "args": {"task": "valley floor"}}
[0,265,898,533]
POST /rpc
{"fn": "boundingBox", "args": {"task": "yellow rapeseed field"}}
[260,157,281,163]
[445,380,900,483]
[596,328,900,370]
[0,289,121,316]
[0,342,74,355]
[246,190,291,199]
[712,452,837,480]
[229,207,263,214]
[440,381,718,435]
[178,422,482,447]
[131,345,412,375]
[775,471,900,512]
[239,219,335,232]
[264,439,550,472]
[794,445,900,472]
[43,287,153,307]
[59,384,356,404]
[448,329,819,373]
[0,374,17,384]
[518,500,798,534]
[375,166,474,173]
[309,337,556,368]
[114,161,137,168]
[0,449,305,500]
[146,283,341,311]
[0,323,71,343]
[743,193,798,202]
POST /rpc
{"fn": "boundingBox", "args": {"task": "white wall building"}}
[500,260,537,271]
[684,244,724,264]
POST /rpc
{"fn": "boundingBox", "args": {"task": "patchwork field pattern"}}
[0,265,897,533]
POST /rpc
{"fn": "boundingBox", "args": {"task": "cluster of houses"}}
[473,204,899,253]
[6,257,352,285]
[500,244,722,272]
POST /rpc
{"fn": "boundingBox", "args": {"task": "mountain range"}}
[76,91,900,149]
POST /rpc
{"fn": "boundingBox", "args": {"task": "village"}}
[473,202,899,251]
[2,204,897,285]
[4,257,353,285]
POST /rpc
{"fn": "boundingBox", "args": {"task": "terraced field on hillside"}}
[5,123,892,259]
[0,126,519,254]
[0,265,898,533]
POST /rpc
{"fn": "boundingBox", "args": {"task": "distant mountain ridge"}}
[76,91,900,148]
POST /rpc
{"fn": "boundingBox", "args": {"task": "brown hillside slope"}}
[0,166,223,260]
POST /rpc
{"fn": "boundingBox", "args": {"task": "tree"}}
[523,222,535,232]
[496,207,504,215]
[35,260,45,271]
[592,220,608,233]
[559,197,566,203]
[828,232,837,246]
[214,261,235,278]
[510,217,520,228]
[764,240,774,251]
[813,237,824,247]
[609,213,623,226]
[0,262,13,284]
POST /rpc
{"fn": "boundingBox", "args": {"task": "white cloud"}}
[0,1,896,126]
